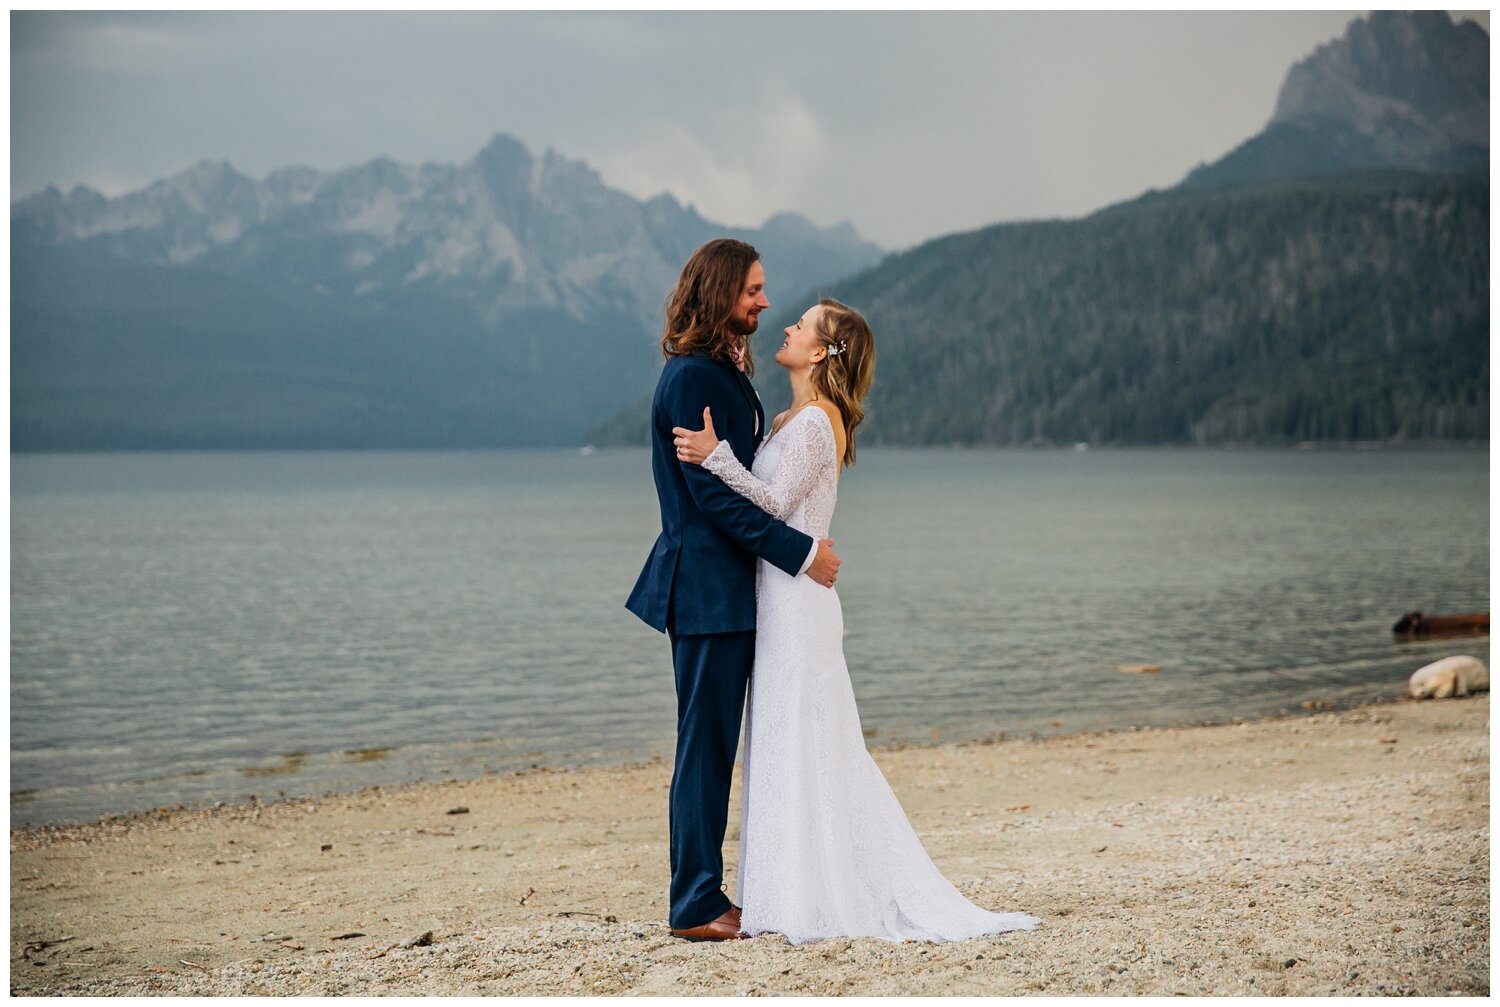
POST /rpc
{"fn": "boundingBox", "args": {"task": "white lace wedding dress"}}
[702,405,1041,945]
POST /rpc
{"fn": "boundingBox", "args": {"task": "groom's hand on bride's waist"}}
[806,538,840,588]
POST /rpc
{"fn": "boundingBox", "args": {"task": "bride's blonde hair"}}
[809,298,874,467]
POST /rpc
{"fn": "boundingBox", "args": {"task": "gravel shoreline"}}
[11,694,1488,995]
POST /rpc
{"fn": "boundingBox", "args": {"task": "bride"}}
[672,298,1040,945]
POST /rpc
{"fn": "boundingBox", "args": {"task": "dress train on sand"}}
[702,406,1040,944]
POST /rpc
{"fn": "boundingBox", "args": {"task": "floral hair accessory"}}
[825,339,847,357]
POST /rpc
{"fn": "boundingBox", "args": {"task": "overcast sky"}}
[10,11,1491,250]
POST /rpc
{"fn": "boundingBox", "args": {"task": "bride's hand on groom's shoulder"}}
[673,407,719,465]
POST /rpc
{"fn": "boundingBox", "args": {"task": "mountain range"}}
[13,136,881,448]
[13,10,1489,451]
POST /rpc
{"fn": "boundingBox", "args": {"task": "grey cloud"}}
[11,11,1484,249]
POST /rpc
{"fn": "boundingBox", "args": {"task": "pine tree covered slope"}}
[844,173,1486,445]
[593,172,1487,447]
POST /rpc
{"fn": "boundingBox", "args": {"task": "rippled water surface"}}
[11,448,1488,825]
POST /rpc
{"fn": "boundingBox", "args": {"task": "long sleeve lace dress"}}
[701,405,1041,944]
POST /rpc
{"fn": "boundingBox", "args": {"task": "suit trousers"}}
[666,628,754,929]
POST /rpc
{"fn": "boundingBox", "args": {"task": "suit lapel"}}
[694,351,764,448]
[733,368,765,447]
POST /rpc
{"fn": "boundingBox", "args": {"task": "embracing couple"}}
[626,239,1040,945]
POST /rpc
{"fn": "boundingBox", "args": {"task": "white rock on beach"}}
[1408,655,1489,699]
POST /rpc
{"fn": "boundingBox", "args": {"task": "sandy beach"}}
[10,693,1488,996]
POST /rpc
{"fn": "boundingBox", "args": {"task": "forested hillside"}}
[591,172,1488,447]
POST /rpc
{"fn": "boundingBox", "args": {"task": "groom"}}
[626,238,841,941]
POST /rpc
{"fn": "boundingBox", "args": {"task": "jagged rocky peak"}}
[323,155,417,204]
[12,129,883,312]
[472,132,536,193]
[1180,11,1488,189]
[151,158,256,204]
[1272,11,1488,153]
[641,191,705,229]
[758,212,870,254]
[263,165,323,205]
[539,145,603,186]
[171,158,241,184]
[758,211,820,242]
[476,131,531,163]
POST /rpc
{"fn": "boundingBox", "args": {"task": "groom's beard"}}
[728,314,759,337]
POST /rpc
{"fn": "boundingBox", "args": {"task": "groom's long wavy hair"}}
[661,238,761,378]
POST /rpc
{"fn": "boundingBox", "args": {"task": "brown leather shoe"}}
[670,908,748,942]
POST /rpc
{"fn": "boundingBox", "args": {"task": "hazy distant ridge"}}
[14,134,883,334]
[12,135,883,449]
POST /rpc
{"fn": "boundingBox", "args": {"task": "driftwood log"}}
[1392,611,1489,639]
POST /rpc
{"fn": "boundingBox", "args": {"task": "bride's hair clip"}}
[825,339,847,357]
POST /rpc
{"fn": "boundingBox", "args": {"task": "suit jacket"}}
[625,352,815,635]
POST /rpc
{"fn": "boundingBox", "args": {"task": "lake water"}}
[10,448,1489,827]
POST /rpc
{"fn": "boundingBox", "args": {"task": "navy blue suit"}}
[626,351,814,929]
